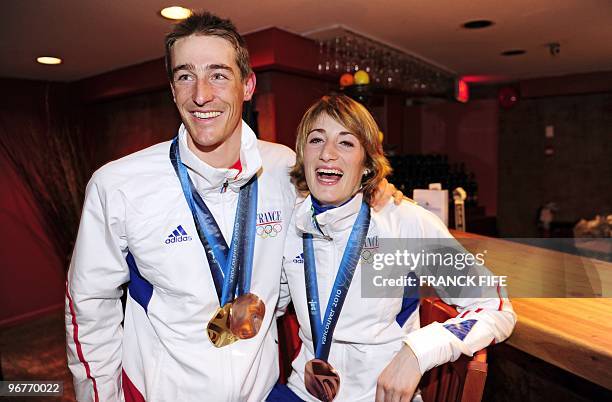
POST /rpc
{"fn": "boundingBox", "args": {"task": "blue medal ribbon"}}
[239,182,258,296]
[302,199,371,361]
[170,137,258,305]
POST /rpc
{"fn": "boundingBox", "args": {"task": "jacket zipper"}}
[312,215,333,241]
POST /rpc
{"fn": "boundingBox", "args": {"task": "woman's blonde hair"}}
[290,94,392,203]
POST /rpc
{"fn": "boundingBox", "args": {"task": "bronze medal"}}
[229,292,265,339]
[207,293,265,347]
[207,303,239,347]
[304,358,340,401]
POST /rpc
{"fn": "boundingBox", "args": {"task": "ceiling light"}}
[36,56,62,65]
[462,20,494,29]
[160,6,192,20]
[501,49,526,56]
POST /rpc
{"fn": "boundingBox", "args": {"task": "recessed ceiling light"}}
[462,20,494,29]
[501,49,526,56]
[36,56,62,65]
[160,6,192,20]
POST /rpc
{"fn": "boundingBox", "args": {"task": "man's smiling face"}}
[170,34,255,157]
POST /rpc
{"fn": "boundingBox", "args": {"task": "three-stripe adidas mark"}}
[165,225,193,244]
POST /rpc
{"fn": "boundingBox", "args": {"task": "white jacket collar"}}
[178,120,262,192]
[295,192,365,237]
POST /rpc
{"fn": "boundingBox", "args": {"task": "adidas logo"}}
[293,253,304,264]
[165,225,193,244]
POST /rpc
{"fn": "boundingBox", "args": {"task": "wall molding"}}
[0,303,64,329]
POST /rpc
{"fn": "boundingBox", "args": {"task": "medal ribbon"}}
[303,199,371,361]
[170,137,258,305]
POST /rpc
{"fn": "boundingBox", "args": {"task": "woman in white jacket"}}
[271,95,516,402]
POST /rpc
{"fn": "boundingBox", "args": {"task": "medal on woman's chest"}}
[302,200,371,401]
[305,358,341,402]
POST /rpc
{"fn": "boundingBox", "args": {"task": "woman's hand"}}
[372,179,404,211]
[375,344,422,402]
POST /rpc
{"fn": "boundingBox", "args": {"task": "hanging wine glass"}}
[400,56,411,92]
[363,42,374,75]
[333,36,342,73]
[353,36,363,72]
[317,40,324,74]
[321,27,454,96]
[344,34,353,73]
[325,39,332,73]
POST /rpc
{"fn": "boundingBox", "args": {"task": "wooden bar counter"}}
[450,231,612,390]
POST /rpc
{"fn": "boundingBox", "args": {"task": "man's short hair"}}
[164,11,253,82]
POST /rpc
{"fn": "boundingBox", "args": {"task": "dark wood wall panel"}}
[82,88,180,170]
[498,92,612,236]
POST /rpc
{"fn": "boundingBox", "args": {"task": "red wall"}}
[0,79,67,326]
[419,99,499,216]
[255,71,333,147]
[0,157,65,325]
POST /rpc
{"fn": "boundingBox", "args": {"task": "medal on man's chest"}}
[207,303,239,347]
[206,293,266,347]
[170,138,263,348]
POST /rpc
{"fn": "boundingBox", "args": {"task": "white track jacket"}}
[281,193,517,402]
[66,122,296,402]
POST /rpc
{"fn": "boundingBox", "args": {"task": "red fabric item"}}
[277,304,302,383]
[230,158,242,174]
[122,369,146,402]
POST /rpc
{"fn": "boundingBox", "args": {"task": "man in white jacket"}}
[65,12,297,401]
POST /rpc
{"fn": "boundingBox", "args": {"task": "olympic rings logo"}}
[256,223,283,238]
[361,249,374,263]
